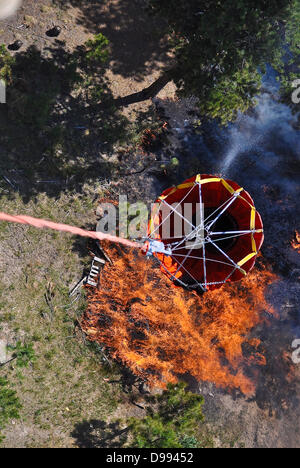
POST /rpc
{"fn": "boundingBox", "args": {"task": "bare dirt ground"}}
[1,0,176,117]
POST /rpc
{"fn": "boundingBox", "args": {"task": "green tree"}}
[0,44,15,84]
[116,0,299,123]
[5,342,36,368]
[127,383,205,448]
[0,378,21,443]
[84,33,110,65]
[274,0,300,102]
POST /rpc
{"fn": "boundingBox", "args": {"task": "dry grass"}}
[0,189,124,447]
[0,0,180,448]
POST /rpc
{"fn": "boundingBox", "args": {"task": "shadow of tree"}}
[52,0,170,80]
[71,419,129,448]
[0,41,133,203]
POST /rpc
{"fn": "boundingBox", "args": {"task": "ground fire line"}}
[81,243,277,395]
[291,231,300,254]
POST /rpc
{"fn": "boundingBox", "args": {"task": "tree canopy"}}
[147,0,299,122]
[127,383,205,448]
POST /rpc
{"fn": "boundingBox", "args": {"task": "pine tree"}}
[127,382,205,448]
[116,0,300,123]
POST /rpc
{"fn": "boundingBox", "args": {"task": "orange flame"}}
[81,244,277,395]
[291,231,300,253]
[140,122,168,151]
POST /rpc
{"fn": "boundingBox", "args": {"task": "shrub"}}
[85,33,110,65]
[0,378,22,443]
[0,44,15,84]
[127,382,205,448]
[8,341,36,368]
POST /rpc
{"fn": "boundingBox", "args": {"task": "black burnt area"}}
[150,96,300,429]
[97,313,113,328]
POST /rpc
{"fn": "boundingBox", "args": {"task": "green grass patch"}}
[0,190,122,447]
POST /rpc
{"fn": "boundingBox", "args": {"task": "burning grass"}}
[291,231,300,253]
[82,245,278,396]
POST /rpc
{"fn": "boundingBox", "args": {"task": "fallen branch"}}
[0,174,18,190]
[0,357,16,368]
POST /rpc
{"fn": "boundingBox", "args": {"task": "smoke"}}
[220,92,300,176]
[169,65,300,332]
[174,68,300,224]
[219,65,299,175]
[0,0,21,19]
